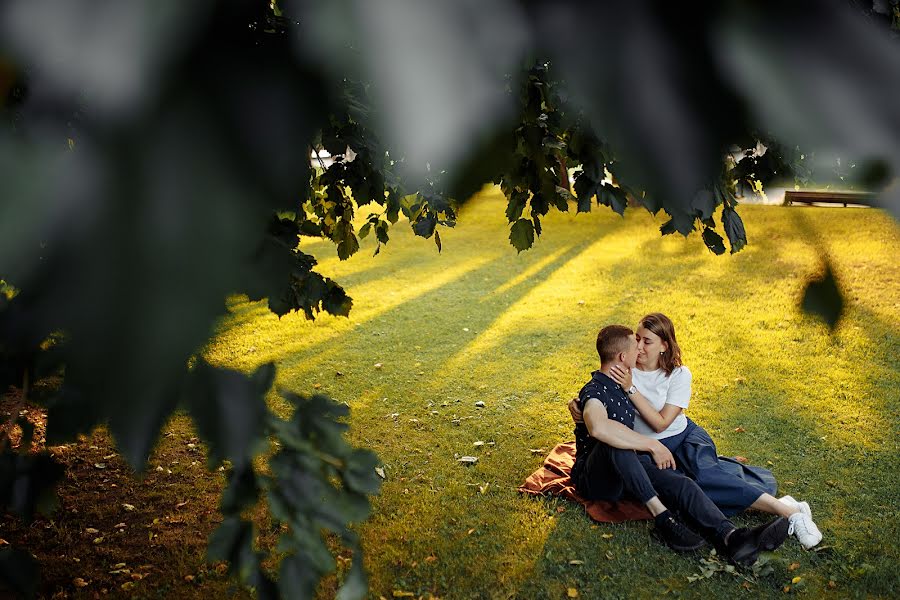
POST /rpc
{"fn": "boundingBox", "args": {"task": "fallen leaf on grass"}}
[392,591,414,598]
[827,581,837,589]
[84,528,100,535]
[457,456,478,465]
[792,576,802,584]
[474,401,485,408]
[567,587,579,598]
[605,551,613,560]
[556,506,566,514]
[175,501,189,509]
[734,427,746,433]
[0,539,7,546]
[94,463,106,469]
[601,533,613,539]
[73,578,89,588]
[788,562,800,571]
[424,554,438,564]
[375,467,386,479]
[528,448,547,455]
[374,363,383,369]
[478,483,489,495]
[734,456,749,464]
[122,503,136,511]
[568,560,584,566]
[184,575,195,583]
[783,585,791,593]
[121,582,135,591]
[92,537,104,545]
[473,441,485,447]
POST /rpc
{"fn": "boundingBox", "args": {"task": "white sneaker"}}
[788,511,823,549]
[780,495,815,519]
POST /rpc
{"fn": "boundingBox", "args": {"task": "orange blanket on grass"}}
[518,441,653,523]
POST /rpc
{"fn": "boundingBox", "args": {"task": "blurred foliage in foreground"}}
[1,0,898,597]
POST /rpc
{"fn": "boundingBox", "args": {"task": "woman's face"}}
[635,325,668,367]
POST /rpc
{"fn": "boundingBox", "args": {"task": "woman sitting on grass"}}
[569,312,822,549]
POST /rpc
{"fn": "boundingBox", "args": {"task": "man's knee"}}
[654,469,702,497]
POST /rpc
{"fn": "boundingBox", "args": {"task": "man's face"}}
[622,336,639,368]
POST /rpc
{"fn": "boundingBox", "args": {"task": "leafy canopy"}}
[1,0,898,597]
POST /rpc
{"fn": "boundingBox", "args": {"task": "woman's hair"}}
[639,313,682,376]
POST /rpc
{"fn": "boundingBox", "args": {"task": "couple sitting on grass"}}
[568,313,822,564]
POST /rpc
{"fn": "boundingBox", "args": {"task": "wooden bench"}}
[783,190,876,207]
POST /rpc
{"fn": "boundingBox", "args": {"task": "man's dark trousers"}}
[574,442,734,540]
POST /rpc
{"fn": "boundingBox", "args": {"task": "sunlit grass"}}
[207,188,900,599]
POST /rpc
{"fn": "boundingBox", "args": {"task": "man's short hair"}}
[596,325,635,363]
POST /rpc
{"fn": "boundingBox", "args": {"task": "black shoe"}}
[654,511,707,552]
[724,517,790,566]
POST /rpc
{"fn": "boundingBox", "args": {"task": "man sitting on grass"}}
[571,325,789,564]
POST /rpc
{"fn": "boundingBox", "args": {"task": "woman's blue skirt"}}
[660,418,777,516]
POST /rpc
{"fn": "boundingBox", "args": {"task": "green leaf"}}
[660,219,678,236]
[691,189,716,220]
[207,517,258,579]
[15,417,35,449]
[599,184,628,216]
[184,361,271,470]
[220,465,259,514]
[509,218,535,252]
[411,212,437,238]
[722,206,747,254]
[434,229,442,253]
[322,280,354,317]
[337,232,360,260]
[0,547,38,599]
[801,262,845,330]
[298,220,323,237]
[573,173,597,213]
[343,449,382,495]
[0,449,64,522]
[358,222,372,240]
[279,555,319,600]
[701,227,726,255]
[375,221,390,245]
[336,551,368,600]
[505,190,528,222]
[553,186,571,211]
[386,189,402,224]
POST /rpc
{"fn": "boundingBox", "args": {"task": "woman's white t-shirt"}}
[631,366,691,439]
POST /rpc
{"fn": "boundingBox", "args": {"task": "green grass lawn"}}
[207,188,900,599]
